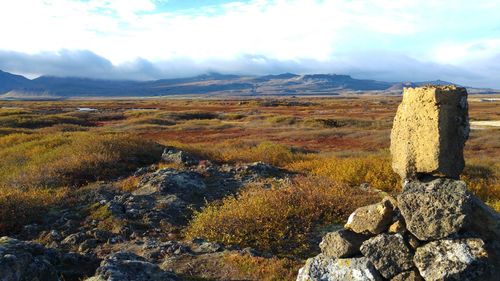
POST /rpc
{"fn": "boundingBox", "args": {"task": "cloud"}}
[0,0,499,87]
[2,49,499,88]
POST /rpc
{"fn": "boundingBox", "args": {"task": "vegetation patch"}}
[185,176,379,257]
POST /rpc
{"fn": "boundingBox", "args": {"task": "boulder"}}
[360,233,414,279]
[397,178,472,241]
[466,195,500,241]
[319,229,369,258]
[413,238,488,281]
[134,168,206,200]
[85,251,177,281]
[296,254,382,281]
[162,147,199,166]
[0,236,59,281]
[390,86,469,180]
[345,198,394,235]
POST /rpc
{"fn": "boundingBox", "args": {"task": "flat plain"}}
[0,95,498,280]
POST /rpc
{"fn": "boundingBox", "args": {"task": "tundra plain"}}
[0,95,498,280]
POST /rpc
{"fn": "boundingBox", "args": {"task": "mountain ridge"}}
[0,70,497,98]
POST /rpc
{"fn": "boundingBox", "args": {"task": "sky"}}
[0,0,499,88]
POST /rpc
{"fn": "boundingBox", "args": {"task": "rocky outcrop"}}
[162,146,199,166]
[296,254,382,281]
[85,252,177,281]
[0,236,99,281]
[297,86,499,281]
[390,86,469,180]
[0,237,60,281]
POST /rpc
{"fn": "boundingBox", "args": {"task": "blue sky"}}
[0,0,499,87]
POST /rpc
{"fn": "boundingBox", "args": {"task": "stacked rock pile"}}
[297,86,499,281]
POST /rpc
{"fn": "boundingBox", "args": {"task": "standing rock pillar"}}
[390,85,469,180]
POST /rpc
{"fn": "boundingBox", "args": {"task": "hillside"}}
[2,70,497,98]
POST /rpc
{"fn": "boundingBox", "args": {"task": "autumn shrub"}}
[0,132,162,188]
[0,187,67,234]
[462,160,499,210]
[161,140,306,167]
[288,153,400,193]
[223,253,301,281]
[185,176,378,257]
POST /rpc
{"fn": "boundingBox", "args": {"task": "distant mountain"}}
[0,70,496,99]
[0,70,32,93]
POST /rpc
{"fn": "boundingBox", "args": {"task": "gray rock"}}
[345,198,394,235]
[414,238,488,281]
[466,195,500,241]
[162,147,199,166]
[398,178,472,241]
[0,236,60,281]
[360,233,414,279]
[61,232,91,247]
[320,229,369,258]
[134,168,206,200]
[296,254,382,281]
[85,251,177,281]
[190,239,223,254]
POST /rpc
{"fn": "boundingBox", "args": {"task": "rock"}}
[345,198,394,235]
[241,162,283,177]
[78,239,99,253]
[414,238,488,281]
[319,229,369,258]
[85,251,177,281]
[466,195,500,241]
[190,239,223,254]
[296,254,382,281]
[397,178,472,241]
[134,168,206,200]
[61,232,91,247]
[388,218,406,234]
[390,85,469,180]
[391,269,423,281]
[0,236,59,281]
[162,147,199,166]
[360,233,414,279]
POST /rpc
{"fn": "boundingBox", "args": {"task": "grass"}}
[0,132,162,189]
[185,176,379,257]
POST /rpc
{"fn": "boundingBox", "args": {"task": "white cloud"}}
[0,0,499,87]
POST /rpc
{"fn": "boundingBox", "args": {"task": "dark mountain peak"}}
[0,70,33,92]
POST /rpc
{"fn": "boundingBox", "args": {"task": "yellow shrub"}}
[0,132,162,188]
[160,140,305,167]
[288,154,400,193]
[0,187,67,234]
[185,176,378,257]
[223,253,301,281]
